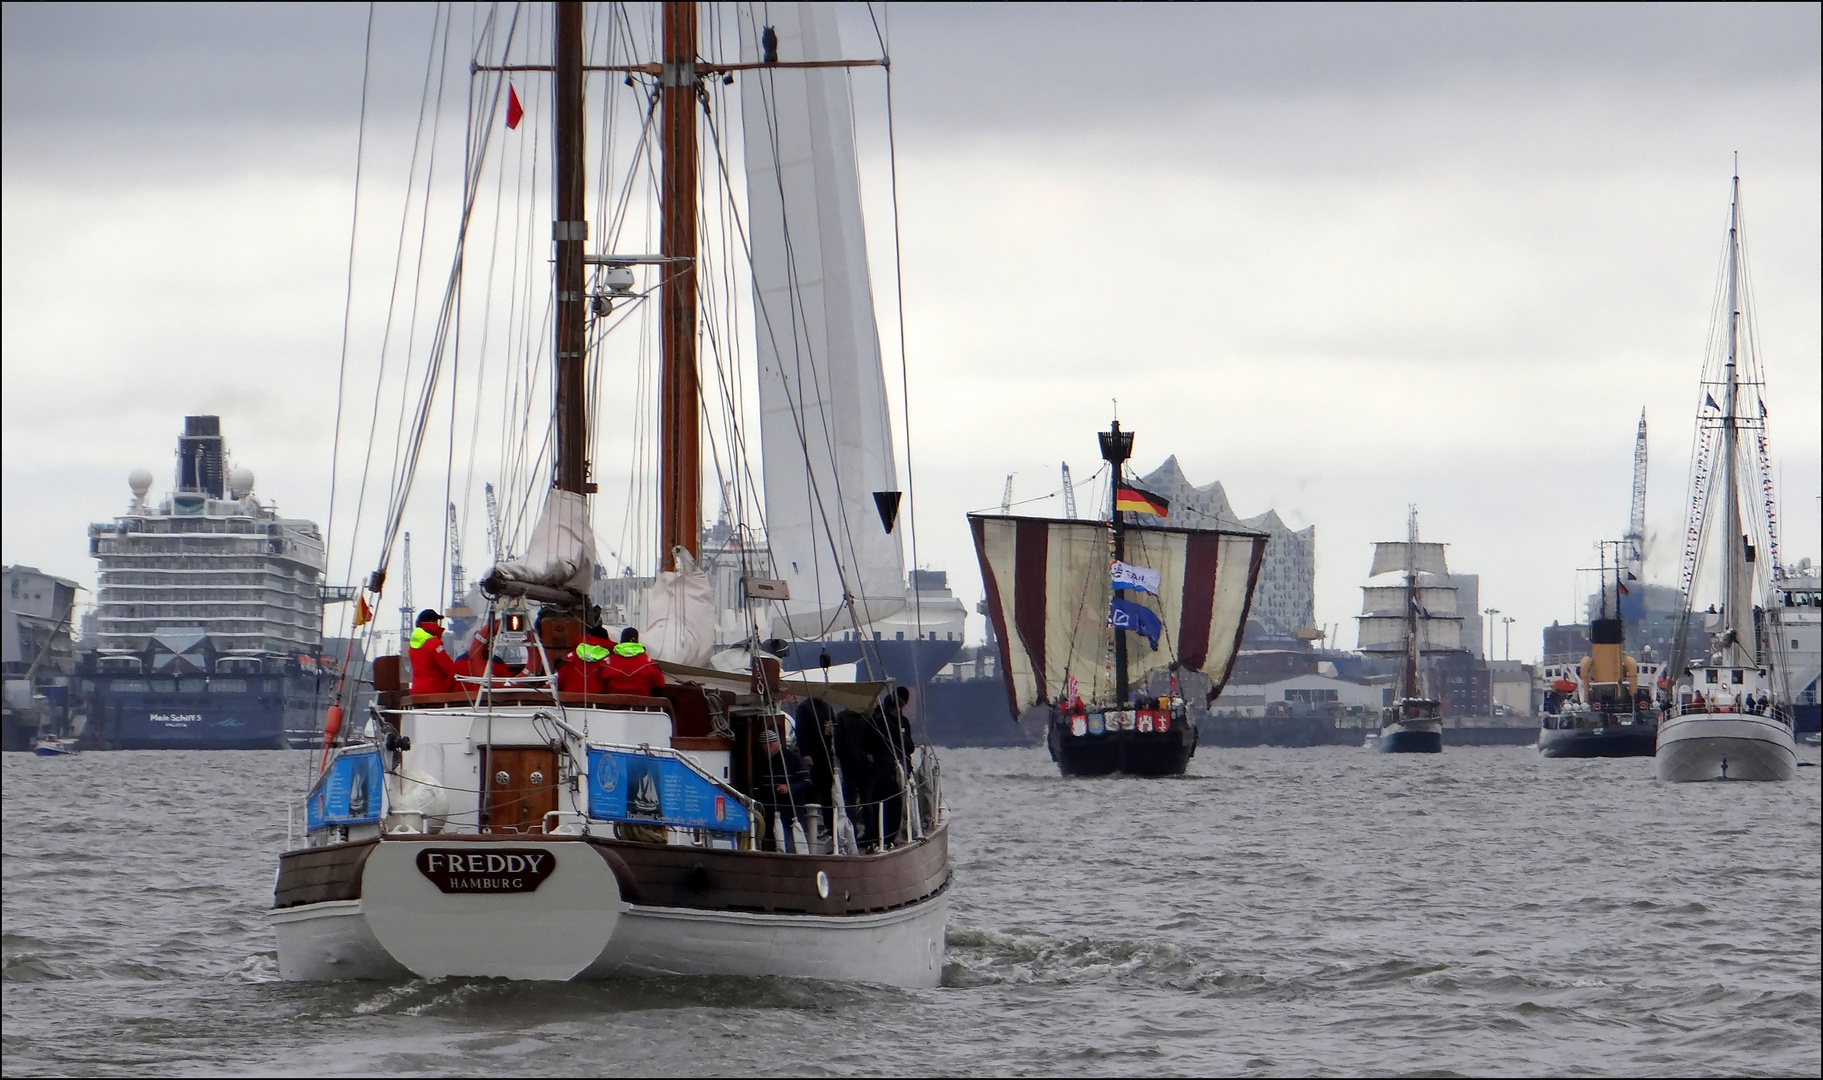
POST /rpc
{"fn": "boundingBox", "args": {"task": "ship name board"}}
[150,713,203,725]
[414,849,554,893]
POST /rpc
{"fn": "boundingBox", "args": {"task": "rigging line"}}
[323,2,377,727]
[864,1,932,682]
[381,4,456,540]
[373,6,521,575]
[324,1,377,608]
[338,0,450,598]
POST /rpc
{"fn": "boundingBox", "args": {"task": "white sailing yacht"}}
[272,1,951,983]
[1656,166,1797,782]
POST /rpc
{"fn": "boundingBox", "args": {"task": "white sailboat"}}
[1656,165,1796,782]
[272,1,951,984]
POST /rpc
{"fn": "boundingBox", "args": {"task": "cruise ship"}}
[79,416,335,749]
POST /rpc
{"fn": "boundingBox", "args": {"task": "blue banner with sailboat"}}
[586,748,751,834]
[307,745,385,831]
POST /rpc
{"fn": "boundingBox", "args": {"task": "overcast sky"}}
[3,2,1819,662]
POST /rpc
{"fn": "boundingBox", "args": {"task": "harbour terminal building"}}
[1134,457,1315,648]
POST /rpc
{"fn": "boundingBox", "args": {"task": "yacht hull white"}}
[1656,714,1796,782]
[272,831,951,986]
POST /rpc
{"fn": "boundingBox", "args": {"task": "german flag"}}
[1114,484,1169,518]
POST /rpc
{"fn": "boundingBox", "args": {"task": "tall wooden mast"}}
[552,1,588,496]
[658,1,701,569]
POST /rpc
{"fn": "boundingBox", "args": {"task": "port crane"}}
[1623,409,1647,579]
[447,503,464,606]
[999,473,1014,514]
[484,482,505,563]
[1060,463,1078,519]
[398,533,414,678]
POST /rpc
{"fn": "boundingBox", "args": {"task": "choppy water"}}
[4,745,1819,1077]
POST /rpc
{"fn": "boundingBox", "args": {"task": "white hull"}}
[270,839,948,986]
[1656,713,1796,782]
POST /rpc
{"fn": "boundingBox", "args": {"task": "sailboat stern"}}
[272,837,624,981]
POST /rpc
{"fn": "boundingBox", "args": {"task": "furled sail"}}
[739,3,906,639]
[480,489,595,604]
[1355,613,1464,652]
[969,514,1267,714]
[1370,541,1449,577]
[643,547,716,666]
[1360,585,1459,616]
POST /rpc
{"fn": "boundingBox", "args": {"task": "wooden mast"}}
[552,1,588,496]
[658,1,701,570]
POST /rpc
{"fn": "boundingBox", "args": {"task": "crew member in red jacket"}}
[408,609,461,696]
[465,614,518,681]
[557,618,617,695]
[601,627,666,697]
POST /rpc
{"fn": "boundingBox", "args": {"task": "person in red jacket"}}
[408,609,461,696]
[601,627,666,697]
[557,618,616,695]
[465,614,518,682]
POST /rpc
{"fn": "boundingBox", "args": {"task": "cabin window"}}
[1705,669,1719,684]
[1731,670,1744,684]
[1794,639,1801,649]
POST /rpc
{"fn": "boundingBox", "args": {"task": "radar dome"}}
[128,468,154,498]
[228,465,255,496]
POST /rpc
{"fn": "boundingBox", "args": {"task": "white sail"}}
[1370,541,1449,577]
[1360,585,1458,616]
[740,3,905,639]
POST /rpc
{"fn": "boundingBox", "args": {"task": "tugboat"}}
[1356,507,1464,753]
[969,420,1267,776]
[1538,542,1661,757]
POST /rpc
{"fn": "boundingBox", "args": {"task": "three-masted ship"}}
[272,1,952,984]
[1356,509,1463,753]
[1656,166,1797,782]
[970,421,1266,777]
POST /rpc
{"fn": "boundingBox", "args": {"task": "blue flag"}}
[1109,597,1163,650]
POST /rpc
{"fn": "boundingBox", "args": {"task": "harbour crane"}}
[398,533,414,678]
[1624,409,1647,577]
[447,503,464,606]
[484,482,504,563]
[999,473,1014,514]
[1060,463,1078,519]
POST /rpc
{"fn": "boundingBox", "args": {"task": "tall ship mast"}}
[1355,507,1462,753]
[970,419,1268,777]
[273,1,952,985]
[80,416,335,749]
[1656,165,1797,782]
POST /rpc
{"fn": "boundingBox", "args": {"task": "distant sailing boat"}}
[1656,165,1796,782]
[970,420,1267,777]
[1356,508,1464,753]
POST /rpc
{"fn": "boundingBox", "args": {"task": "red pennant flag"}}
[353,592,374,628]
[506,85,524,130]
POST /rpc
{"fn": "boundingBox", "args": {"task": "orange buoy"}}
[318,703,344,774]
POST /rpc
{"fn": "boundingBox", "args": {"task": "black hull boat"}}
[1537,714,1658,758]
[1047,706,1197,776]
